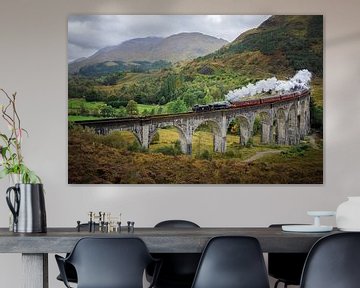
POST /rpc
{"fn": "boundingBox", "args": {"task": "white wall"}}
[0,0,360,287]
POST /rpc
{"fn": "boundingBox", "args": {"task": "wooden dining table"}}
[0,226,339,288]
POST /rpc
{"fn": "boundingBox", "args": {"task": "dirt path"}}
[242,133,321,163]
[243,150,282,163]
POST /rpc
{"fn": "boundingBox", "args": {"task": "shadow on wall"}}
[327,31,360,47]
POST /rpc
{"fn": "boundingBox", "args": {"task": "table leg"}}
[22,253,48,288]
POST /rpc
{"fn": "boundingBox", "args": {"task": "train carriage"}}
[192,89,310,113]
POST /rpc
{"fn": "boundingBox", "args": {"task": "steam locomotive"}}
[192,89,309,112]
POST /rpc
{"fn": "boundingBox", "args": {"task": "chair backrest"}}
[155,220,200,228]
[67,237,154,288]
[151,220,201,286]
[300,232,360,288]
[191,236,270,288]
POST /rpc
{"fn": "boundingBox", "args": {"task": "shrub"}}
[245,138,254,148]
[224,150,235,158]
[98,132,128,150]
[282,143,310,157]
[154,146,177,156]
[154,140,183,156]
[201,150,212,160]
[127,140,142,152]
[196,149,212,161]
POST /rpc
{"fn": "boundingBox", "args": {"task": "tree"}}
[142,109,150,116]
[158,74,178,103]
[79,103,88,116]
[115,107,127,118]
[85,89,103,102]
[100,105,115,117]
[101,72,124,86]
[167,99,188,114]
[183,90,198,108]
[210,86,222,101]
[203,93,214,105]
[126,100,139,116]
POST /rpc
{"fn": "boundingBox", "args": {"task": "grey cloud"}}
[68,15,270,61]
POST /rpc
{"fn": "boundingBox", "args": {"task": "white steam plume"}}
[225,69,312,102]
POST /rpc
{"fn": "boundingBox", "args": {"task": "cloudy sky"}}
[68,15,270,62]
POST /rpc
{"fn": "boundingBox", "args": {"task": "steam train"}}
[192,89,310,112]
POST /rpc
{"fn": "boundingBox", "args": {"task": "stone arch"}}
[149,123,189,154]
[94,126,144,147]
[192,119,223,153]
[99,127,142,148]
[257,111,272,144]
[228,115,252,146]
[287,104,298,145]
[274,108,287,145]
[95,127,110,135]
[129,127,145,147]
[192,119,221,135]
[130,131,142,146]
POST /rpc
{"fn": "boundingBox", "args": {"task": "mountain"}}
[69,33,228,74]
[186,15,323,78]
[69,57,87,64]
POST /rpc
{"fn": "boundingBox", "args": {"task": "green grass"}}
[137,104,166,114]
[68,115,105,121]
[68,98,167,117]
[68,98,106,110]
[68,98,164,112]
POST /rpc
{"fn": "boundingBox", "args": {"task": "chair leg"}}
[274,280,289,288]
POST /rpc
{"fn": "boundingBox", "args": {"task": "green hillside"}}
[68,15,323,117]
[194,15,323,77]
[171,15,323,109]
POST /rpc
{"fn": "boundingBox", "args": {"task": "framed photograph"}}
[68,15,323,184]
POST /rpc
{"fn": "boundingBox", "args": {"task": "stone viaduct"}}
[76,93,311,154]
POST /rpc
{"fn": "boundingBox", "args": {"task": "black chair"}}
[191,236,270,288]
[56,262,77,284]
[56,223,99,284]
[154,220,200,229]
[55,237,160,288]
[268,224,308,288]
[300,232,360,288]
[147,220,201,288]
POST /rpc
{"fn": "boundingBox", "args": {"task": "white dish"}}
[338,227,360,232]
[307,211,336,217]
[282,225,333,233]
